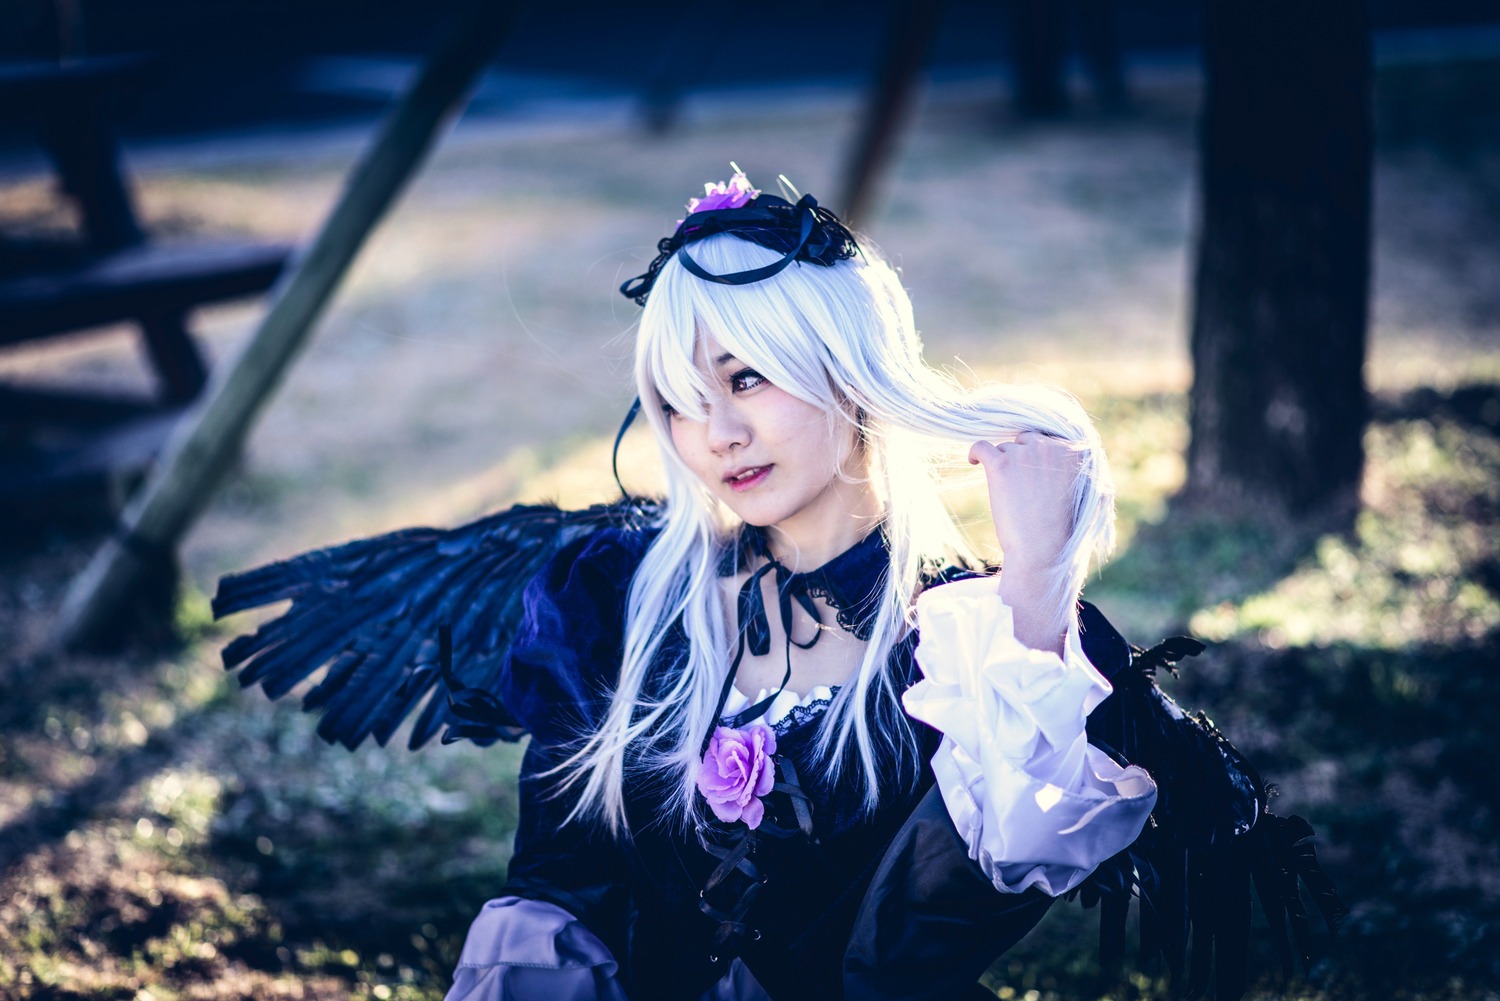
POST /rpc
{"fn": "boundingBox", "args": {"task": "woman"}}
[217,171,1338,1001]
[445,172,1155,1000]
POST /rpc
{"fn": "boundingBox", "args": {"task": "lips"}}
[723,465,772,492]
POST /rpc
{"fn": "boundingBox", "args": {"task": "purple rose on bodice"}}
[697,724,777,829]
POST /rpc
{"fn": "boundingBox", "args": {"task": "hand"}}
[968,431,1081,576]
[969,432,1082,653]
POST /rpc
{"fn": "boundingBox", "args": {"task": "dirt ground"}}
[2,63,1499,1000]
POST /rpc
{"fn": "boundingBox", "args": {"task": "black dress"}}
[473,525,1134,1001]
[214,503,1343,1001]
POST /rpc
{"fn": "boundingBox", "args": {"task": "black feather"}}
[1216,838,1253,1001]
[1250,823,1295,979]
[1254,812,1348,973]
[214,499,659,749]
[1080,628,1345,996]
[1099,868,1130,969]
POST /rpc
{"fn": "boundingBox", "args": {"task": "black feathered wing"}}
[213,499,658,751]
[1079,638,1348,1001]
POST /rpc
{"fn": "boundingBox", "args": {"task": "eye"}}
[729,369,767,393]
[660,400,680,419]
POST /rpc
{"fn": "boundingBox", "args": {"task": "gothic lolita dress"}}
[214,502,1345,1001]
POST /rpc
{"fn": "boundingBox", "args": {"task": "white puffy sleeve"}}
[901,576,1157,897]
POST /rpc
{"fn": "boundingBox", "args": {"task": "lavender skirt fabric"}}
[444,897,772,1001]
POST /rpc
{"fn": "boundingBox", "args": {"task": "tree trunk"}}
[1187,0,1372,516]
[1007,0,1069,117]
[839,0,948,228]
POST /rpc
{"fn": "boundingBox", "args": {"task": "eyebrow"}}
[713,352,738,368]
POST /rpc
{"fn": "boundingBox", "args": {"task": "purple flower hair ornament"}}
[685,170,760,215]
[696,723,777,829]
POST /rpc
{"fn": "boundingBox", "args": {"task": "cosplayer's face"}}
[667,334,873,557]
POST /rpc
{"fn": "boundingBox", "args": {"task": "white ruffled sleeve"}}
[902,576,1157,897]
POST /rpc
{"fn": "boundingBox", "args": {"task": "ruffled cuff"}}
[445,897,629,1001]
[902,576,1157,897]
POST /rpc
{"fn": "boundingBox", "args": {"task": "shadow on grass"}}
[1189,631,1498,987]
[1093,382,1500,638]
[0,633,205,867]
[5,382,1498,999]
[0,710,192,870]
[1019,383,1500,997]
[0,593,518,999]
[981,622,1500,1000]
[1093,497,1334,634]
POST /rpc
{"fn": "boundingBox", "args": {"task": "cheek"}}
[668,418,689,460]
[833,419,864,471]
[668,420,711,476]
[760,392,831,444]
[806,418,866,488]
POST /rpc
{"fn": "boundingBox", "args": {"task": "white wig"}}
[560,233,1115,833]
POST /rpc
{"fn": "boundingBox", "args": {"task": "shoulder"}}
[500,523,657,742]
[530,523,656,609]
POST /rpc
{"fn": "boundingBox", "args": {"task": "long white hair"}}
[561,233,1115,833]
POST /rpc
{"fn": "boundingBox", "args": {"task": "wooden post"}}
[838,0,948,229]
[53,0,528,651]
[1006,0,1070,117]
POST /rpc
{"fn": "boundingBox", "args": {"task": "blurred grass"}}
[0,639,526,1000]
[980,385,1500,1001]
[3,385,1498,1000]
[3,60,1500,1001]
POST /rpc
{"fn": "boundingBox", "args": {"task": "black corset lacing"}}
[694,526,885,963]
[696,753,818,962]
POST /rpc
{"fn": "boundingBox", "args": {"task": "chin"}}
[719,496,798,530]
[724,507,783,529]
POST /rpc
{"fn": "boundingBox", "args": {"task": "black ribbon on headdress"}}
[619,193,860,306]
[611,395,642,501]
[676,197,817,287]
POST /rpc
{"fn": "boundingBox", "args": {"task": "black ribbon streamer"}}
[701,556,828,754]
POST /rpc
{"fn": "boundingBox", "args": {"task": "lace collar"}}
[716,522,888,641]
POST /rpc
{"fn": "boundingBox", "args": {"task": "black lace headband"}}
[618,171,861,306]
[611,171,861,500]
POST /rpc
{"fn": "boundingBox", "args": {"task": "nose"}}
[705,400,749,454]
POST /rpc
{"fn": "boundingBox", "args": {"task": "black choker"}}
[703,526,888,748]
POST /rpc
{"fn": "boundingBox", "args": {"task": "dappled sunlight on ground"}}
[3,72,1500,999]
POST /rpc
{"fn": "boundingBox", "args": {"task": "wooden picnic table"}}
[0,54,292,497]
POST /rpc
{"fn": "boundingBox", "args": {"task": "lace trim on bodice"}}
[721,683,841,736]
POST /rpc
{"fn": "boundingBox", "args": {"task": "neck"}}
[764,477,883,573]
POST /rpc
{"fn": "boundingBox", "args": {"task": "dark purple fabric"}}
[495,527,652,745]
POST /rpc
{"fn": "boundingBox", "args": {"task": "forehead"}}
[695,332,739,372]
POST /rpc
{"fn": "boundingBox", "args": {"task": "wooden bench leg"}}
[38,101,146,253]
[139,309,208,404]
